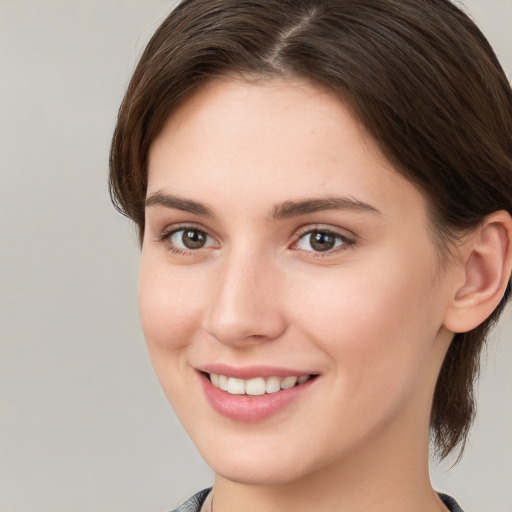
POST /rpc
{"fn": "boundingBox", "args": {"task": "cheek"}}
[290,255,441,400]
[138,258,213,421]
[138,259,204,364]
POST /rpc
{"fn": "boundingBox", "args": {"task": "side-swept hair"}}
[110,0,512,458]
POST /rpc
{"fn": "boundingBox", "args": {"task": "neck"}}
[211,418,447,512]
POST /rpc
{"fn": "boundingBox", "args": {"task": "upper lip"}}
[196,364,317,380]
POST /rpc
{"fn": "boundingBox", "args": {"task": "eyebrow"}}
[145,192,381,220]
[145,192,216,218]
[268,196,381,221]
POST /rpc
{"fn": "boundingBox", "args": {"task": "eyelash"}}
[155,224,355,257]
[292,226,355,257]
[156,224,216,255]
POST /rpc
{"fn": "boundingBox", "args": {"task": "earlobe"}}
[443,211,512,334]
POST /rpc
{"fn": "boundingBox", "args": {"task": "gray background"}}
[0,1,510,511]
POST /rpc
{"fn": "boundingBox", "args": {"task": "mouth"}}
[206,372,314,396]
[199,368,318,421]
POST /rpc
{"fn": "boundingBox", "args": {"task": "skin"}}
[140,78,466,512]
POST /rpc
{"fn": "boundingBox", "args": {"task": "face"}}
[140,78,456,486]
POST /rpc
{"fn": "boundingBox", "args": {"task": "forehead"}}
[147,77,428,225]
[150,76,374,162]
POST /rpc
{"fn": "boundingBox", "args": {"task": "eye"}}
[295,229,349,253]
[167,228,216,251]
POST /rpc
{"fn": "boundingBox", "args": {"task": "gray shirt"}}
[170,488,465,512]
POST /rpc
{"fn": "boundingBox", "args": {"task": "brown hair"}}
[110,0,512,459]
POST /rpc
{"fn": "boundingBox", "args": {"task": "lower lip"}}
[200,373,316,422]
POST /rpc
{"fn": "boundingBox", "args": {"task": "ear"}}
[443,211,512,334]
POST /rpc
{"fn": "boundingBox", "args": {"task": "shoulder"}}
[438,492,466,512]
[170,489,465,512]
[169,488,212,512]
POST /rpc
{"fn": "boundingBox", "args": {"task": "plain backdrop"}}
[0,1,511,511]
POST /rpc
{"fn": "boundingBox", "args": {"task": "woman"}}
[109,1,512,511]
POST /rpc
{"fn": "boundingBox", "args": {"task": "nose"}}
[203,251,287,346]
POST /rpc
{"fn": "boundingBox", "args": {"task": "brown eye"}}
[182,229,207,249]
[169,228,213,250]
[296,230,347,253]
[310,232,336,251]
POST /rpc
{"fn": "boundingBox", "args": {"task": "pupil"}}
[310,231,335,252]
[183,230,206,249]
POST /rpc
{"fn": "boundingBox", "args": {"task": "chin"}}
[191,437,296,485]
[212,460,308,487]
[196,434,332,487]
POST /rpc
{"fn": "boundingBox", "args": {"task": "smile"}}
[201,371,317,422]
[209,373,312,395]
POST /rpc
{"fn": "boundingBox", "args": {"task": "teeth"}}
[280,376,297,389]
[209,373,311,395]
[218,374,228,391]
[245,377,266,396]
[210,373,220,387]
[227,377,245,395]
[265,376,281,394]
